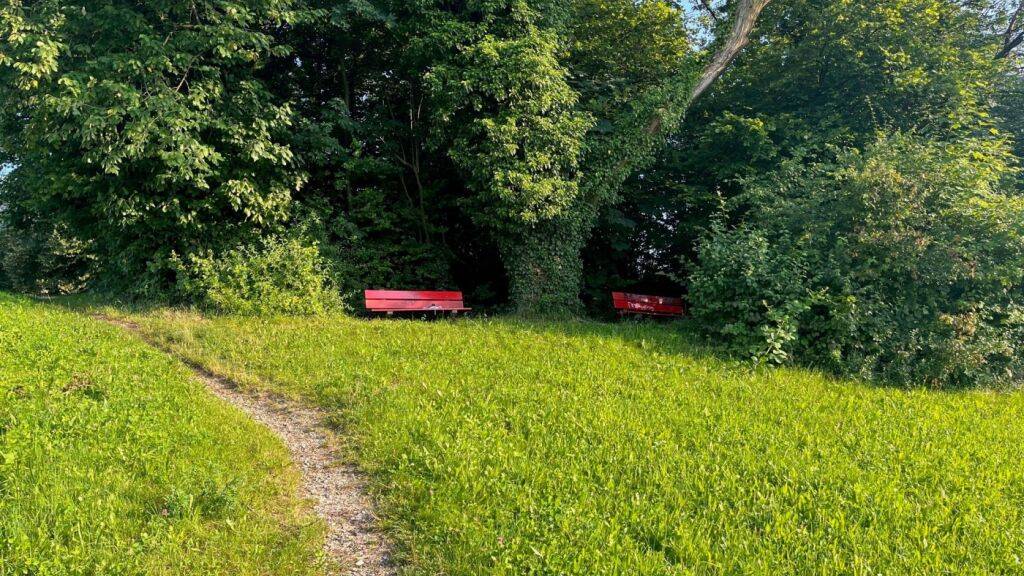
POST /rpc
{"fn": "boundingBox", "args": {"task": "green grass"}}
[0,294,325,575]
[123,310,1024,575]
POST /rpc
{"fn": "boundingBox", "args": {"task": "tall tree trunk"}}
[501,215,589,316]
[507,0,773,315]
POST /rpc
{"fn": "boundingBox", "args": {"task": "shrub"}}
[0,221,94,295]
[689,224,810,364]
[176,236,343,316]
[689,134,1024,388]
[293,199,453,306]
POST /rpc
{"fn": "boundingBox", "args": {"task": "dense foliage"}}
[691,135,1024,387]
[282,0,698,313]
[175,235,343,316]
[595,0,1024,385]
[0,0,306,296]
[0,0,698,312]
[608,0,1014,286]
[3,0,1024,385]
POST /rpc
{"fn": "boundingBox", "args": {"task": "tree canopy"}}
[3,0,1024,386]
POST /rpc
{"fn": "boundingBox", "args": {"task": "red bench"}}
[364,290,471,315]
[612,292,686,318]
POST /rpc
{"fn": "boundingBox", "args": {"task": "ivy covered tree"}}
[427,0,696,313]
[339,0,758,314]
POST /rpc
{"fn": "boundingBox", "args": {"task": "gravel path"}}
[97,315,395,576]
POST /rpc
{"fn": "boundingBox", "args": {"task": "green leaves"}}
[693,133,1024,387]
[437,29,591,225]
[0,0,66,89]
[412,0,697,312]
[174,235,342,316]
[0,0,306,293]
[0,0,703,313]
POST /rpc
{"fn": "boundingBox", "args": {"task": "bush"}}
[689,134,1024,388]
[0,221,94,295]
[689,224,810,364]
[175,236,343,316]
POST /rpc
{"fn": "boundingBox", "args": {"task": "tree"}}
[995,1,1023,58]
[280,0,758,314]
[433,0,769,313]
[1,0,776,310]
[0,0,307,295]
[691,134,1024,387]
[587,0,1013,298]
[689,0,773,102]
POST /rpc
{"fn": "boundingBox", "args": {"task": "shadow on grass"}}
[42,291,731,367]
[35,291,775,373]
[35,292,184,317]
[28,291,989,396]
[488,314,738,364]
[500,315,984,396]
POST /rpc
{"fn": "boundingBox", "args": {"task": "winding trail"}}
[96,315,395,576]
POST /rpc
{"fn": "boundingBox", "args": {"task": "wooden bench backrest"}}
[365,290,468,312]
[612,292,685,316]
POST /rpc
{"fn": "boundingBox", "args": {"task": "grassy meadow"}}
[0,295,325,575]
[121,309,1024,575]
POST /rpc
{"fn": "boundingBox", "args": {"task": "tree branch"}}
[644,0,771,136]
[690,0,772,102]
[697,0,723,24]
[667,1,723,24]
[997,2,1023,59]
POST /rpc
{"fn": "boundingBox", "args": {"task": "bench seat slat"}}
[612,292,686,317]
[366,299,469,311]
[364,289,471,314]
[616,302,685,315]
[612,292,684,307]
[365,290,464,301]
[613,297,685,309]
